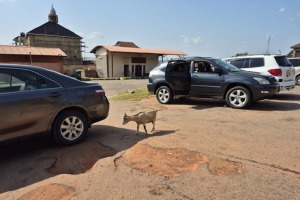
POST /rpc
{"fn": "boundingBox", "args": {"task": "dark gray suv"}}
[147,57,280,109]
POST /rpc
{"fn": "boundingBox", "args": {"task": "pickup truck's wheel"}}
[156,86,173,104]
[225,86,252,109]
[52,110,88,145]
[296,75,300,85]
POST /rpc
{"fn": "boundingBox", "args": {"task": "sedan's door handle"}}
[49,92,61,98]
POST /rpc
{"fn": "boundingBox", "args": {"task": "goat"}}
[123,110,158,134]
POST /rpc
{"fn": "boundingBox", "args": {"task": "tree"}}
[234,52,249,57]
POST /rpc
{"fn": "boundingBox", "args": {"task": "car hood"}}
[231,70,271,78]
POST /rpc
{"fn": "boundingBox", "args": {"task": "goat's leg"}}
[136,124,140,135]
[151,120,156,132]
[143,124,147,133]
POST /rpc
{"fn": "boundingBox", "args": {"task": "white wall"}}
[94,47,160,78]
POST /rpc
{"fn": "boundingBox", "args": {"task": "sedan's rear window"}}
[275,56,292,67]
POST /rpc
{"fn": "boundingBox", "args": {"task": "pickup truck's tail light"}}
[95,89,106,96]
[268,69,282,76]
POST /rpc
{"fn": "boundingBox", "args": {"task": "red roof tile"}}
[91,45,186,55]
[291,43,300,49]
[0,45,67,56]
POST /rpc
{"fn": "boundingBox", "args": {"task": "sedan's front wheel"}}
[225,86,252,109]
[156,86,173,104]
[52,110,88,145]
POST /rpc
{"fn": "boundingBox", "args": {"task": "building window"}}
[132,57,146,63]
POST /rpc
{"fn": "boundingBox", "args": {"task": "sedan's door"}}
[0,68,65,141]
[189,61,225,97]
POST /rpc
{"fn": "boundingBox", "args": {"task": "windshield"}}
[212,59,241,72]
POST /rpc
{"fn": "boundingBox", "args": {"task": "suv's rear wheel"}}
[296,75,300,85]
[225,86,252,109]
[52,110,88,145]
[156,86,173,104]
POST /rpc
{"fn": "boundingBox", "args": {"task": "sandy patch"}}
[208,158,245,175]
[18,183,75,200]
[115,143,208,178]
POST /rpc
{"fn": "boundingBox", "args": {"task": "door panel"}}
[166,61,191,95]
[189,63,225,97]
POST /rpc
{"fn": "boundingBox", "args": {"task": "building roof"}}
[27,21,82,39]
[0,45,67,57]
[90,45,186,56]
[114,41,140,48]
[291,43,300,49]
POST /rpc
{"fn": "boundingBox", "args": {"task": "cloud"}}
[86,32,103,40]
[181,36,203,45]
[279,7,285,13]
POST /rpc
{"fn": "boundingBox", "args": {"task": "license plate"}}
[286,70,291,77]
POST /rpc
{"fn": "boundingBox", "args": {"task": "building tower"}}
[48,5,58,23]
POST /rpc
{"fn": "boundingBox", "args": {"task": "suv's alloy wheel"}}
[156,86,173,104]
[226,86,251,109]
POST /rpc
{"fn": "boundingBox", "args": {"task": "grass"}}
[111,88,152,101]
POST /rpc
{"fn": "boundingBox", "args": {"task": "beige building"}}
[91,41,186,78]
[13,6,83,74]
[291,43,300,57]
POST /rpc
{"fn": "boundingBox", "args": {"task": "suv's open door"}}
[165,60,191,95]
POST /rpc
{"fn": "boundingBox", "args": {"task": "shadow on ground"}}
[170,96,300,111]
[0,125,174,194]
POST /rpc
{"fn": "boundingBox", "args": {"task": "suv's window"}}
[230,59,246,68]
[249,58,264,68]
[275,56,292,67]
[288,59,300,67]
[194,61,216,73]
[167,61,190,72]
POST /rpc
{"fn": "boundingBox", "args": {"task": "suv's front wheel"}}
[156,86,173,104]
[225,86,252,109]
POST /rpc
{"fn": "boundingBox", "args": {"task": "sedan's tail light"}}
[95,89,106,96]
[268,69,282,76]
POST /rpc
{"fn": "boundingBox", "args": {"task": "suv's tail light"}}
[268,69,282,76]
[95,89,106,96]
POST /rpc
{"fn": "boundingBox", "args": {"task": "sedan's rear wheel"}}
[225,86,252,109]
[52,110,88,145]
[156,86,173,104]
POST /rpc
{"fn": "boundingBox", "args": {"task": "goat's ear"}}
[124,113,127,117]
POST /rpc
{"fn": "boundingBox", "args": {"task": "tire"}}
[225,86,252,109]
[296,75,300,85]
[156,86,173,104]
[52,110,88,145]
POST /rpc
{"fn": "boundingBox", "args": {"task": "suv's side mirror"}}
[214,67,223,75]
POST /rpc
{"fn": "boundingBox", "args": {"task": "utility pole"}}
[266,35,271,54]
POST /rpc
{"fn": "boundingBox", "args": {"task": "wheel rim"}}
[60,116,84,141]
[158,88,169,103]
[296,77,300,85]
[229,89,247,107]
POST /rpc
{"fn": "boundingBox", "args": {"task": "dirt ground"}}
[0,80,299,200]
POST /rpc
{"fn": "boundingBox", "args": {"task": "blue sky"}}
[0,0,299,59]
